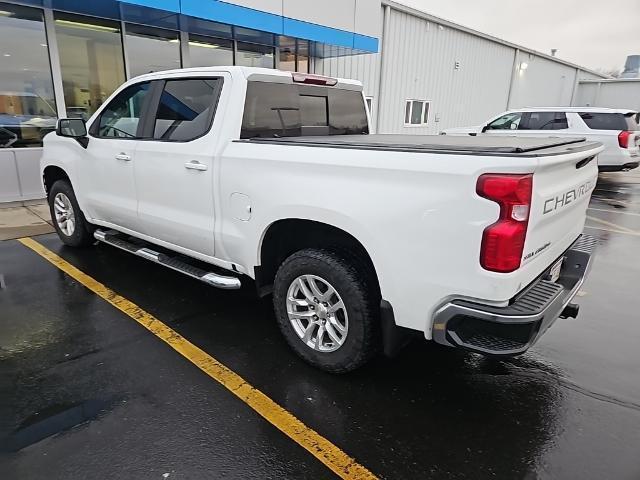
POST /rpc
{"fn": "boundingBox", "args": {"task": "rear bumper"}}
[431,234,598,356]
[598,161,639,172]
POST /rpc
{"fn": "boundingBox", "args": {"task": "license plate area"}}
[546,258,564,283]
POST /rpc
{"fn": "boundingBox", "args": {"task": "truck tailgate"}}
[522,149,601,274]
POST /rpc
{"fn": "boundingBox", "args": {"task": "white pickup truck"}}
[42,67,602,372]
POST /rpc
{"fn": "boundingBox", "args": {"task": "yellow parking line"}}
[18,237,377,480]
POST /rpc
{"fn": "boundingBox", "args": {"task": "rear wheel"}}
[48,180,94,247]
[273,248,379,373]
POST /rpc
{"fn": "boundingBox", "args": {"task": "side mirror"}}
[481,125,489,133]
[56,118,89,148]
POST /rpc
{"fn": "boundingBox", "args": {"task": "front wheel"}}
[273,249,380,373]
[48,179,94,247]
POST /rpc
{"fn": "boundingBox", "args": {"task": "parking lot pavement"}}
[2,173,640,480]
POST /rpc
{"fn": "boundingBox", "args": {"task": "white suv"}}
[442,107,639,172]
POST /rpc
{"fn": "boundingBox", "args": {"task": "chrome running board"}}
[94,229,241,290]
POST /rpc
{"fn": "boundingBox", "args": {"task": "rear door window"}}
[151,78,222,141]
[579,112,639,131]
[241,81,368,138]
[519,112,568,130]
[553,112,568,129]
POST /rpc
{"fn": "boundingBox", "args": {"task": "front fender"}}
[41,134,85,204]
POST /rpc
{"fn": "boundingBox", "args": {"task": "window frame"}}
[0,2,58,149]
[235,41,276,68]
[240,81,368,139]
[89,76,224,143]
[123,23,182,78]
[142,76,225,143]
[486,112,522,131]
[519,111,568,131]
[404,99,430,127]
[187,33,234,68]
[89,81,154,140]
[578,111,638,131]
[365,97,373,118]
[54,11,126,120]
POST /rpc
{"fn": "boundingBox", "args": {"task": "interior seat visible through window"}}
[94,82,150,138]
[152,78,222,142]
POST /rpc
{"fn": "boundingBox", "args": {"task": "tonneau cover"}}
[242,134,601,157]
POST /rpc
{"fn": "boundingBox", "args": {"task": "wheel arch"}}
[255,218,381,299]
[42,165,71,197]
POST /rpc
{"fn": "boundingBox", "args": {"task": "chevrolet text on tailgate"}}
[41,67,604,372]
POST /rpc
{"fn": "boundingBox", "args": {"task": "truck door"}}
[81,81,151,232]
[133,75,226,257]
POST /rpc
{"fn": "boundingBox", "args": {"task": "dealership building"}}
[0,0,621,203]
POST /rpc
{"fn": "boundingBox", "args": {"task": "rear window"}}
[579,112,639,131]
[240,81,368,138]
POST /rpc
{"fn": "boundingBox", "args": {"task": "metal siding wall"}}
[574,83,599,106]
[376,9,513,134]
[313,49,380,97]
[314,49,381,129]
[575,82,640,111]
[313,7,382,130]
[509,53,578,107]
[314,6,611,135]
[596,83,640,110]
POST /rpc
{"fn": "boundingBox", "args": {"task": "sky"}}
[396,0,639,73]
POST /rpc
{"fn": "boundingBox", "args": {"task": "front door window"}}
[486,112,522,130]
[94,82,150,139]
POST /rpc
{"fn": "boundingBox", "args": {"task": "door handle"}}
[184,161,208,171]
[115,153,131,161]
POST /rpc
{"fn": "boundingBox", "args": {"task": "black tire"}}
[48,179,94,247]
[273,248,380,373]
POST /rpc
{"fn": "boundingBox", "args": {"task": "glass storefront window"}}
[54,13,125,120]
[236,42,275,68]
[188,35,233,68]
[297,40,309,73]
[235,27,274,46]
[278,36,296,72]
[186,16,232,39]
[277,37,309,73]
[0,3,56,148]
[125,24,181,77]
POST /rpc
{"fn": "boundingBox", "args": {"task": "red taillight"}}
[291,73,338,86]
[618,130,632,148]
[477,174,533,273]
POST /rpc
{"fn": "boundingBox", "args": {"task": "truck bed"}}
[240,134,601,157]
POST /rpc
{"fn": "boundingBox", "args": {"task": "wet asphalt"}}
[1,172,640,480]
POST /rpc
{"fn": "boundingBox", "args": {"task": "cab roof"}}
[128,66,363,91]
